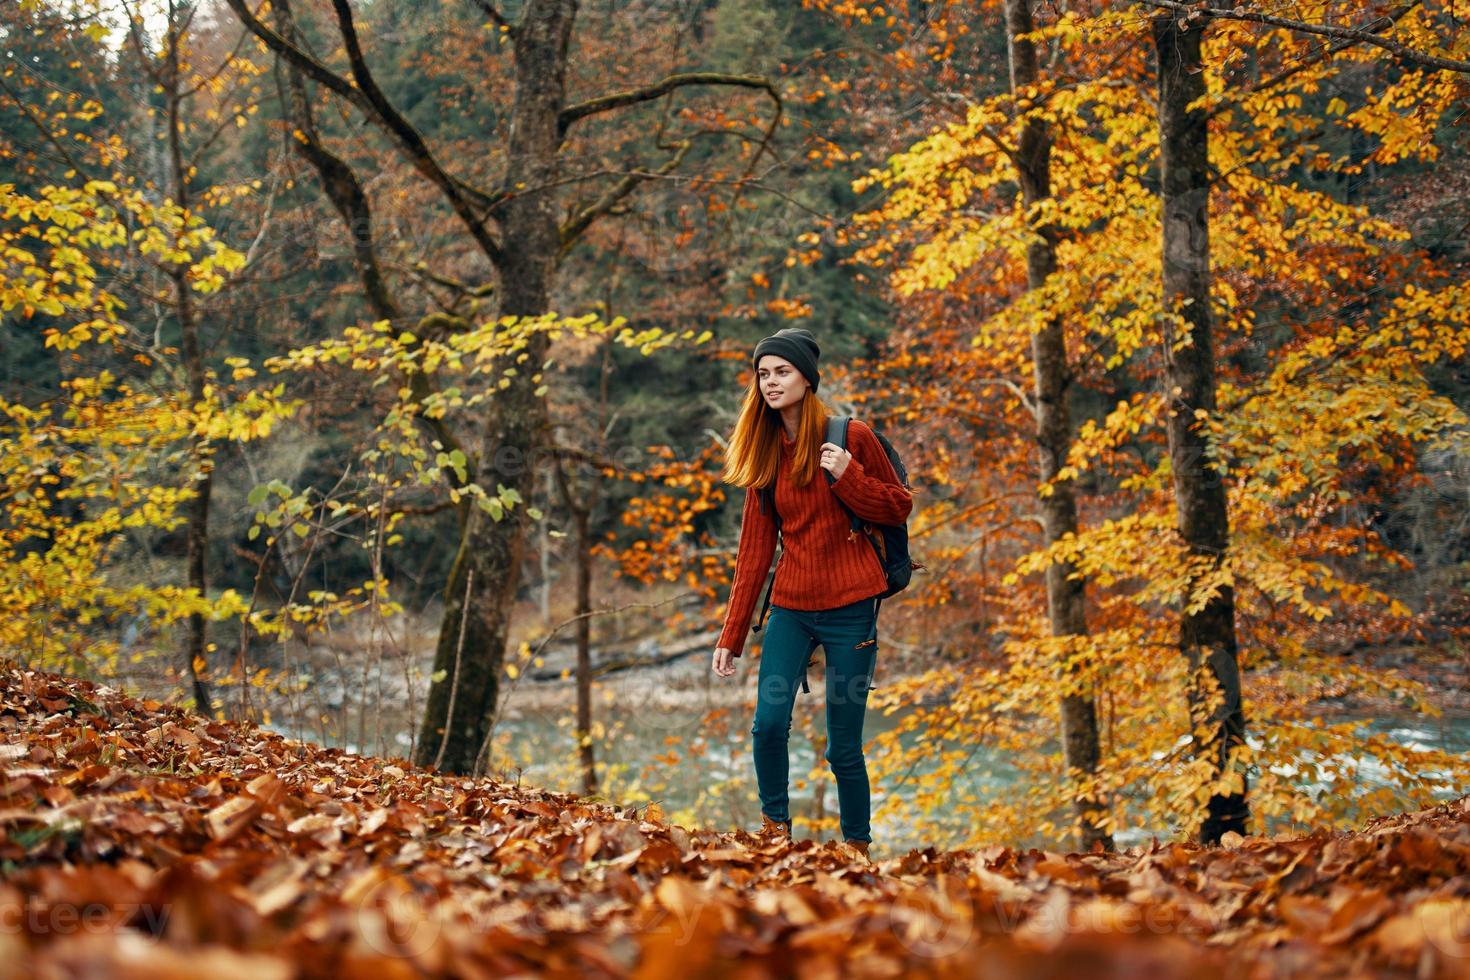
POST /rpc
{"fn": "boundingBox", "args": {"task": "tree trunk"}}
[1005,0,1112,852]
[164,9,214,716]
[1151,12,1250,844]
[177,273,214,717]
[415,0,576,774]
[574,503,595,795]
[568,472,598,796]
[540,465,554,625]
[547,441,598,795]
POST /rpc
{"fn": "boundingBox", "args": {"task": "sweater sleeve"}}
[714,484,778,658]
[830,420,915,526]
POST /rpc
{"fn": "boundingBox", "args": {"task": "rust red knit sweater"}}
[716,419,914,658]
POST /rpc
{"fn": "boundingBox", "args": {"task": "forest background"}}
[2,0,1468,855]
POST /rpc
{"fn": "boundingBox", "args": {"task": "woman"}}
[711,327,914,861]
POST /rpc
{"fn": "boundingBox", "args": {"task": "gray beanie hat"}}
[751,327,821,392]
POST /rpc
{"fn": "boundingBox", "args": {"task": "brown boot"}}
[759,814,792,839]
[844,838,871,861]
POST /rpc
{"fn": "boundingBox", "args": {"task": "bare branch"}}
[1210,1,1422,115]
[410,263,497,306]
[241,159,284,269]
[326,0,505,263]
[546,443,623,473]
[119,0,164,86]
[559,139,693,252]
[270,0,398,322]
[267,0,471,483]
[1131,0,1470,75]
[559,72,780,138]
[221,0,375,113]
[467,0,514,36]
[222,0,504,263]
[553,71,784,248]
[973,377,1038,420]
[391,500,461,517]
[0,71,92,179]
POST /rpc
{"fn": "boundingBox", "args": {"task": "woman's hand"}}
[819,441,852,480]
[712,647,737,677]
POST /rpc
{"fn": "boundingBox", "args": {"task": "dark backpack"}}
[750,416,923,693]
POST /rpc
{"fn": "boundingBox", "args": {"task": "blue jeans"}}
[751,595,879,843]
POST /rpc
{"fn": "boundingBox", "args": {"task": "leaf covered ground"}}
[2,664,1469,979]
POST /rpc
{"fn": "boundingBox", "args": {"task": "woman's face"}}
[757,355,807,411]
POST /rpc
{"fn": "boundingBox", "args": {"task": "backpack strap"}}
[754,565,775,633]
[759,483,782,531]
[825,416,864,537]
[752,484,781,634]
[822,415,847,485]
